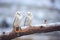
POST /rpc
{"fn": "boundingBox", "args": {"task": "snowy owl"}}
[13,11,22,28]
[24,12,33,26]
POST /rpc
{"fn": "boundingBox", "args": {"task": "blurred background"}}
[0,0,60,40]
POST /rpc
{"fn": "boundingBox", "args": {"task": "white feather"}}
[24,12,33,26]
[13,11,22,27]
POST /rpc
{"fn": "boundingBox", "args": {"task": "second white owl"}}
[24,12,33,26]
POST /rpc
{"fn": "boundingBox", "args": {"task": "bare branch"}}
[0,23,60,40]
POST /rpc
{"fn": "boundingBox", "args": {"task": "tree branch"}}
[0,23,60,40]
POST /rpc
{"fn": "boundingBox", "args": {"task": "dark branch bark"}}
[0,24,60,40]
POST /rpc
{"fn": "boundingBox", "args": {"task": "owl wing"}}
[13,14,22,27]
[24,16,32,26]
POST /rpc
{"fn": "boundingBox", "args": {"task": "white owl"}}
[24,12,33,26]
[13,11,22,27]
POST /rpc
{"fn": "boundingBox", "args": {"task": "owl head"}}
[27,11,32,16]
[16,11,22,16]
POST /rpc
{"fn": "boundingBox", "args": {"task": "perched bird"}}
[44,20,47,24]
[13,11,22,30]
[24,12,33,26]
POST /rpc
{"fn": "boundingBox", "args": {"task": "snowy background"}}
[0,0,60,40]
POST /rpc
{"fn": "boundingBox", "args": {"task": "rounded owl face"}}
[27,12,32,16]
[16,11,21,16]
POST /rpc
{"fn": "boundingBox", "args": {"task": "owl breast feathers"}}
[24,14,33,26]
